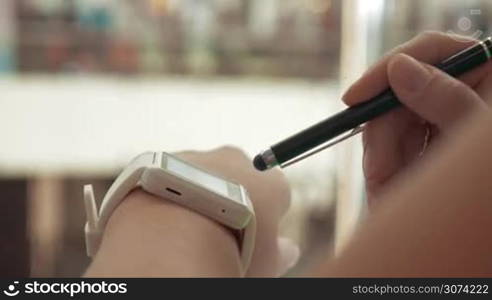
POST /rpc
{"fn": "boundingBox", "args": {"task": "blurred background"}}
[0,0,490,277]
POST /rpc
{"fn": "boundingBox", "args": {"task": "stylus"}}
[253,37,492,171]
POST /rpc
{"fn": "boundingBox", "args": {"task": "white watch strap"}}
[239,195,256,273]
[83,151,256,275]
[84,152,154,257]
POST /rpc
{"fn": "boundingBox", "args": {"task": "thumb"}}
[388,53,487,129]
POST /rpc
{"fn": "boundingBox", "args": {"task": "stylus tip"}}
[253,154,267,171]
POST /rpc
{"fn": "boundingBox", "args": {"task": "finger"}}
[388,54,488,129]
[276,237,300,277]
[362,109,416,202]
[343,32,491,106]
[475,71,492,103]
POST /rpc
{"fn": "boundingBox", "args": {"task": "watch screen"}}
[165,156,231,197]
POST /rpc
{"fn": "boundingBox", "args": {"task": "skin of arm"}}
[84,189,242,277]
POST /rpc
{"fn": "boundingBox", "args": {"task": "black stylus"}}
[253,37,492,171]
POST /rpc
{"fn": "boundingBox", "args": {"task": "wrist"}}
[85,189,242,277]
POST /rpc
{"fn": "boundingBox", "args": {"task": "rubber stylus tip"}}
[253,154,267,171]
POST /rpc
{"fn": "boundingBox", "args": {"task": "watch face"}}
[163,154,243,202]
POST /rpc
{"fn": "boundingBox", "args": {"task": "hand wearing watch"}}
[83,151,256,275]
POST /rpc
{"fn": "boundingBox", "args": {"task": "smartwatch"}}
[83,151,256,273]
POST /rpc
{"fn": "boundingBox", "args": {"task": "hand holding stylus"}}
[343,32,491,206]
[254,33,492,172]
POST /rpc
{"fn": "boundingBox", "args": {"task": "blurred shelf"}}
[0,75,339,177]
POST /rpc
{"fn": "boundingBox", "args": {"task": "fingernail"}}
[390,54,433,95]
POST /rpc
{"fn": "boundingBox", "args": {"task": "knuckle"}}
[389,31,444,57]
[215,145,249,159]
[448,80,480,103]
[390,44,406,55]
[447,77,467,91]
[432,70,467,93]
[420,70,450,99]
[427,72,481,109]
[425,67,441,86]
[419,30,445,41]
[446,32,479,43]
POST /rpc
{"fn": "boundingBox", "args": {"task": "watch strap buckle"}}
[84,184,101,257]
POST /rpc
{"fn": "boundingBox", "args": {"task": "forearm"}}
[84,189,242,277]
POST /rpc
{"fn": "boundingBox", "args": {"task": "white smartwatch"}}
[83,151,256,273]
